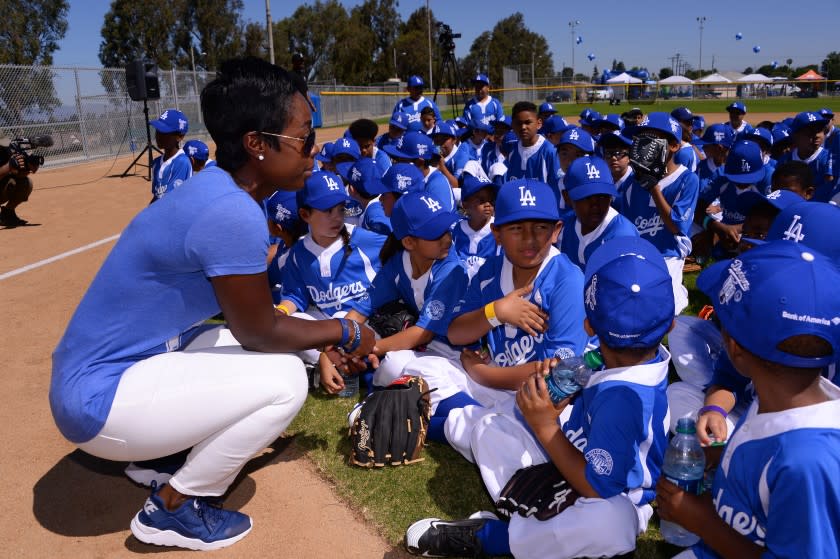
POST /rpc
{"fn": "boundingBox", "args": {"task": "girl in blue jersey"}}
[263,189,306,304]
[452,173,498,278]
[323,191,467,392]
[149,109,192,202]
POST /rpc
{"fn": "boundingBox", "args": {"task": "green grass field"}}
[286,271,710,557]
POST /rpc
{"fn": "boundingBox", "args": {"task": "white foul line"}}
[0,234,120,281]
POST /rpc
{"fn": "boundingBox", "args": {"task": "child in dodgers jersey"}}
[405,236,674,559]
[658,241,840,559]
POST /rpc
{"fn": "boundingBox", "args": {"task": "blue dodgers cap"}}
[557,127,596,153]
[473,73,490,85]
[347,158,386,197]
[493,115,513,130]
[500,131,519,156]
[315,141,334,162]
[760,201,840,265]
[737,189,803,219]
[149,108,189,134]
[431,121,458,138]
[389,111,409,130]
[692,115,706,130]
[391,191,459,240]
[539,102,557,114]
[820,107,834,119]
[722,140,765,184]
[578,108,602,126]
[583,237,674,348]
[461,171,496,201]
[597,130,633,148]
[791,111,829,133]
[594,113,623,131]
[697,241,840,368]
[542,115,570,134]
[183,139,209,161]
[726,101,747,114]
[382,131,437,160]
[631,112,682,143]
[264,189,301,229]
[454,116,468,127]
[696,123,735,148]
[296,170,349,210]
[670,106,693,123]
[332,136,361,178]
[564,156,618,201]
[494,179,560,225]
[380,162,425,195]
[408,75,425,88]
[738,127,773,151]
[772,123,792,145]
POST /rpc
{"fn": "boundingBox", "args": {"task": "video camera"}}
[436,22,461,53]
[8,135,53,169]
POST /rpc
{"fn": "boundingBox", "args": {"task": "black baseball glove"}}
[495,462,581,521]
[348,375,433,467]
[630,134,669,191]
[367,300,418,338]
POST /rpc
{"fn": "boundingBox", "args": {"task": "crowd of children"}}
[139,83,840,557]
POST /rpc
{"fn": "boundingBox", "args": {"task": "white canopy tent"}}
[697,73,732,83]
[737,73,772,82]
[605,72,643,84]
[659,75,694,85]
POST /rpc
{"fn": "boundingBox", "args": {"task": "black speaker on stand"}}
[121,60,162,181]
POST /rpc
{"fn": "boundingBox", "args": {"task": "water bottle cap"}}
[583,350,604,369]
[675,417,697,435]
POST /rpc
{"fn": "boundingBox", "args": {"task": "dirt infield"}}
[1,125,412,558]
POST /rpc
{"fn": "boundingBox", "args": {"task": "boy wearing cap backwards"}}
[658,241,840,559]
[505,102,563,203]
[722,102,752,135]
[392,75,442,131]
[778,111,835,202]
[619,112,699,315]
[558,157,639,270]
[348,118,391,175]
[149,108,192,202]
[383,131,455,212]
[406,236,673,559]
[452,172,497,277]
[480,116,512,174]
[462,74,504,129]
[183,139,211,173]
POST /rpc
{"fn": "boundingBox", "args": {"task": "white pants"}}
[666,381,742,437]
[665,257,689,316]
[78,326,308,496]
[470,409,651,559]
[376,341,464,389]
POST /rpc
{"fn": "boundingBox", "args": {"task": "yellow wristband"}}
[275,304,291,315]
[484,302,502,328]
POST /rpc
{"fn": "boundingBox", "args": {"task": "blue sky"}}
[54,1,839,75]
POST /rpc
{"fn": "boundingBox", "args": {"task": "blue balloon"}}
[771,60,779,68]
[753,45,761,54]
[587,53,596,61]
[735,32,743,40]
[576,35,583,45]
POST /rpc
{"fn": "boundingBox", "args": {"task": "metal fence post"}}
[74,68,90,159]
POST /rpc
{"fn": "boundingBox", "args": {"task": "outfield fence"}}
[2,63,839,169]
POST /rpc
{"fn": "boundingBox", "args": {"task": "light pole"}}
[696,16,706,73]
[189,43,206,123]
[569,20,581,82]
[427,0,433,89]
[266,0,275,64]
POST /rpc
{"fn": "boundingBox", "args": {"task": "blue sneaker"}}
[130,485,252,550]
[125,452,187,487]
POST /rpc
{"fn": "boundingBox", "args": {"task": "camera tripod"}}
[121,99,161,181]
[433,44,468,120]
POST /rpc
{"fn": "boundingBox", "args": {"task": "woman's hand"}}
[493,286,548,337]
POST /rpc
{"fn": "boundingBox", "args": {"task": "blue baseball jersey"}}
[480,142,504,175]
[462,96,504,128]
[674,143,698,173]
[690,378,840,559]
[696,159,721,193]
[504,136,563,200]
[617,166,699,258]
[392,96,442,129]
[424,168,455,212]
[444,143,472,180]
[268,242,291,305]
[723,121,754,136]
[151,149,192,200]
[351,249,468,342]
[280,224,385,315]
[557,207,639,270]
[457,247,589,365]
[562,349,671,505]
[358,198,391,237]
[372,147,391,175]
[452,218,497,277]
[779,146,835,202]
[51,166,268,443]
[461,139,485,162]
[700,178,768,225]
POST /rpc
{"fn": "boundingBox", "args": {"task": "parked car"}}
[586,88,614,100]
[546,90,572,102]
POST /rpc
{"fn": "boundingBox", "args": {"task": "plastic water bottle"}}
[544,350,604,403]
[660,417,706,547]
[338,373,359,398]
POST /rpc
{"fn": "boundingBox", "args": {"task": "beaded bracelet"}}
[342,320,362,353]
[698,404,728,418]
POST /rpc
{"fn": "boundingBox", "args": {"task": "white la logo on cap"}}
[420,195,441,212]
[808,113,817,121]
[767,190,781,200]
[718,259,750,305]
[585,275,598,310]
[160,110,169,120]
[188,146,197,155]
[351,167,362,181]
[323,175,340,191]
[342,138,351,148]
[741,159,751,172]
[782,214,805,242]
[585,161,600,179]
[396,173,412,191]
[518,185,536,206]
[569,129,579,140]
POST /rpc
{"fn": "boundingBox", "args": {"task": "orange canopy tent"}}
[796,69,824,80]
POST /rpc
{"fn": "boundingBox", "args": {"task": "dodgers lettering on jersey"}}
[561,349,671,505]
[700,178,764,225]
[618,166,699,257]
[462,96,504,128]
[151,150,192,200]
[691,379,840,559]
[457,248,588,364]
[392,96,442,126]
[280,224,385,314]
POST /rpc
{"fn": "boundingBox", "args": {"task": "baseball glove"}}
[495,462,581,521]
[348,375,433,467]
[629,134,669,191]
[367,300,418,338]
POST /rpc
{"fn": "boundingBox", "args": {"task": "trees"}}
[0,0,69,126]
[658,67,674,80]
[821,52,840,80]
